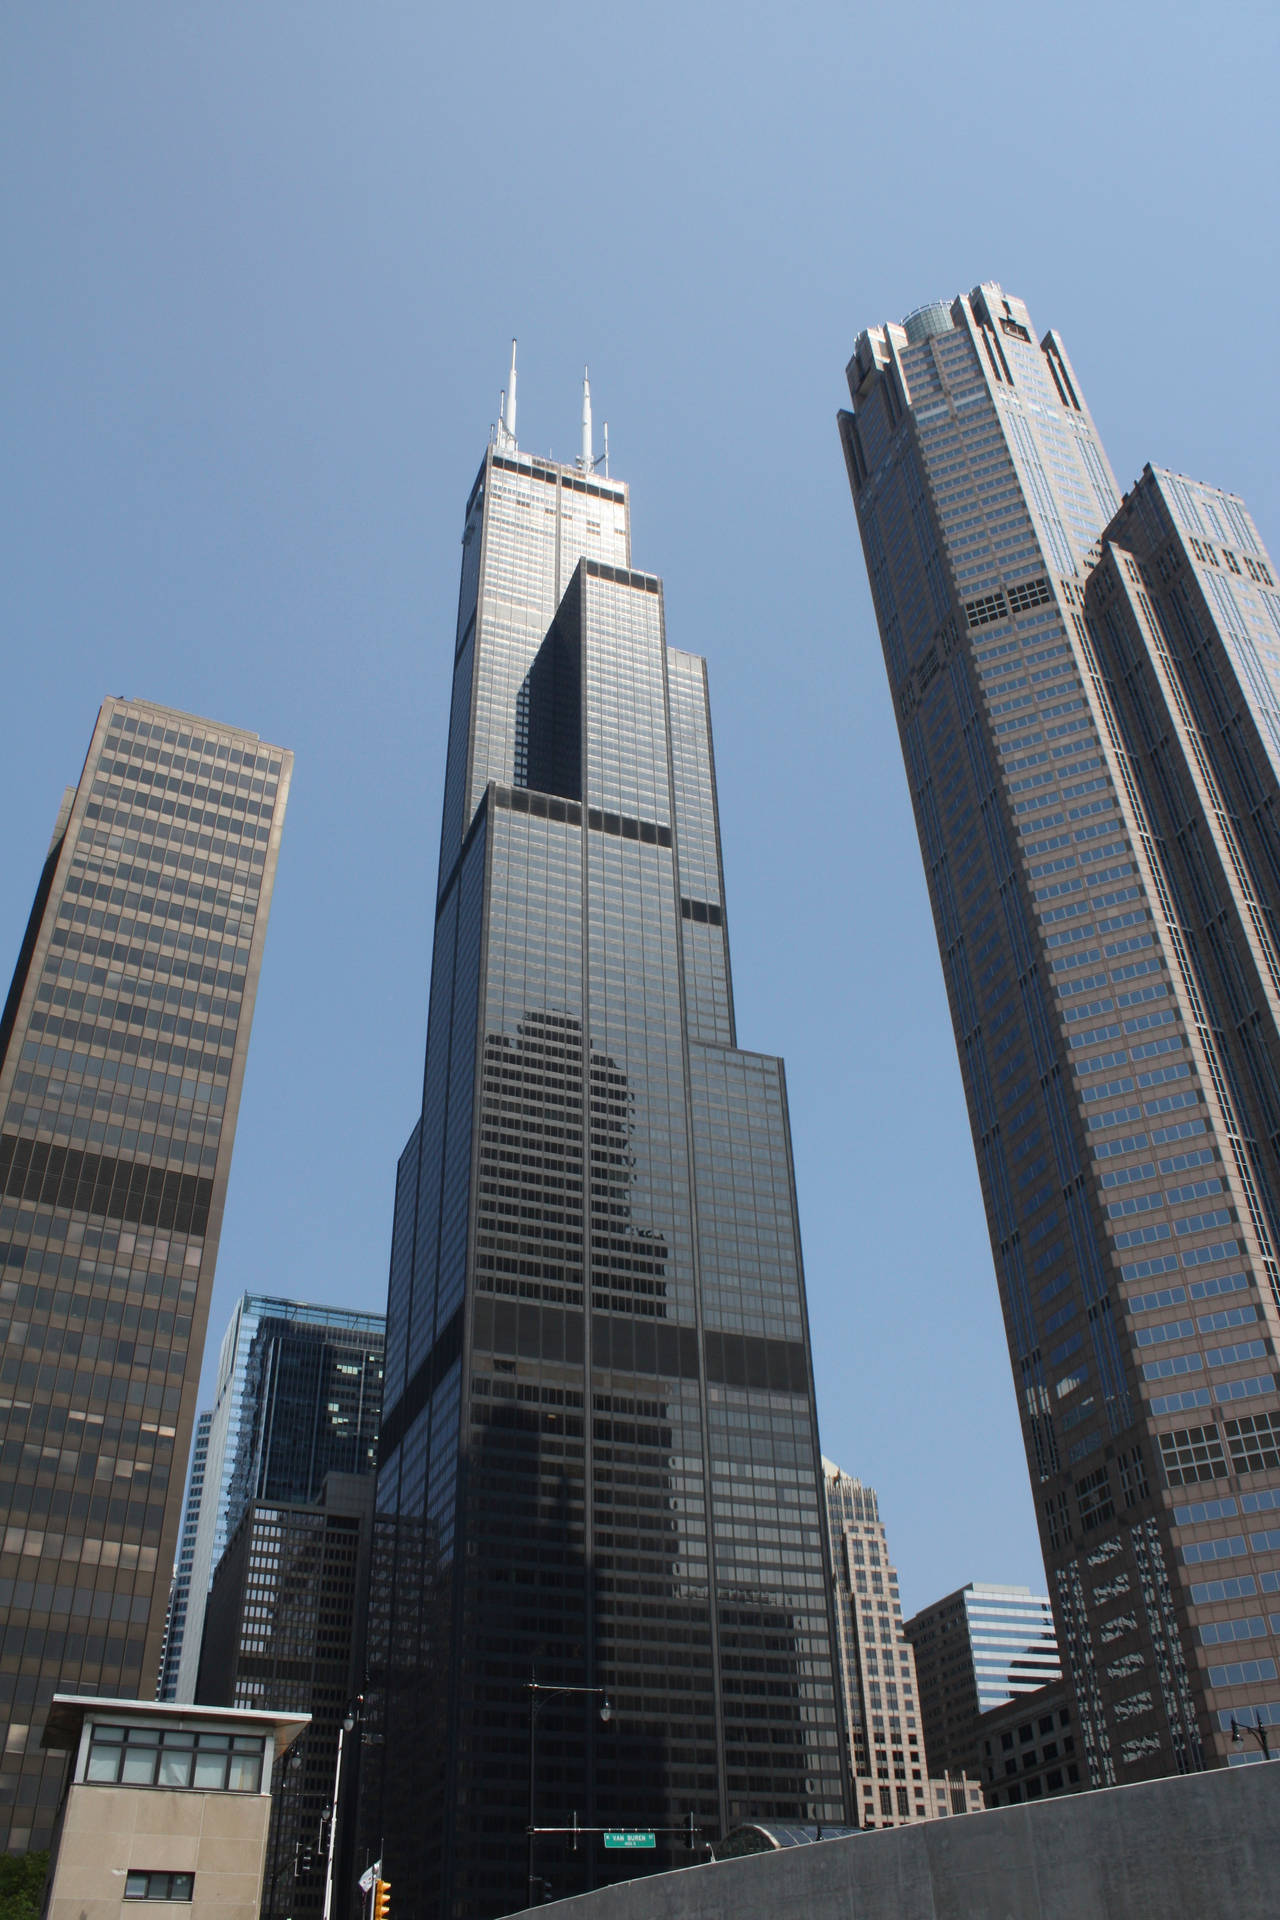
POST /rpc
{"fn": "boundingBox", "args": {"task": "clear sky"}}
[2,1,1276,1617]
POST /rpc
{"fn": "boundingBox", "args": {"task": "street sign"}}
[603,1833,655,1850]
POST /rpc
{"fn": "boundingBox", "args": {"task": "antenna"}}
[602,422,609,479]
[505,340,518,440]
[496,340,518,451]
[578,366,593,471]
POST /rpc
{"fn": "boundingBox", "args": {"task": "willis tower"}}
[367,352,845,1918]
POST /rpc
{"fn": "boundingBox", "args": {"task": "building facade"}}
[904,1582,1062,1776]
[0,697,291,1850]
[839,282,1280,1783]
[367,373,846,1919]
[175,1295,384,1701]
[157,1409,212,1700]
[975,1677,1081,1807]
[196,1473,374,1920]
[821,1462,983,1826]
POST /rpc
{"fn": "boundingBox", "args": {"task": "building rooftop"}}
[43,1694,309,1760]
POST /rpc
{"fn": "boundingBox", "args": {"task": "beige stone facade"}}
[41,1696,307,1920]
[821,1461,984,1828]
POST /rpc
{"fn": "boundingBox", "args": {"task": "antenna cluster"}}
[494,340,610,477]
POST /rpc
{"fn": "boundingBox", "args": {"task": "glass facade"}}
[905,1582,1062,1780]
[156,1409,212,1700]
[840,281,1280,1783]
[0,697,290,1851]
[176,1293,384,1701]
[368,430,844,1920]
[196,1475,374,1920]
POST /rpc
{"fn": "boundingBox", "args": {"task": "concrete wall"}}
[46,1782,271,1920]
[521,1763,1280,1920]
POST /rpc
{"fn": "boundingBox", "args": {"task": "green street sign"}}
[603,1833,655,1850]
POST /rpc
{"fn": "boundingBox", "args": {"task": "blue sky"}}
[2,1,1276,1614]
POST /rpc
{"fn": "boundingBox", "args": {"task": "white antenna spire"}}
[504,339,518,440]
[496,340,518,451]
[579,366,593,471]
[602,422,609,479]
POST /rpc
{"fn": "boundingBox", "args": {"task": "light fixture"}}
[598,1699,613,1724]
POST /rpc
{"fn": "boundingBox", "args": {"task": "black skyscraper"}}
[366,369,846,1919]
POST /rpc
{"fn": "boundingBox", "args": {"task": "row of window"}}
[85,1724,264,1793]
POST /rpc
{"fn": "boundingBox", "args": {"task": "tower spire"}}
[505,339,518,440]
[496,339,518,451]
[578,365,593,472]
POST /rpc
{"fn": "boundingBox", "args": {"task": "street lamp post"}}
[322,1696,363,1920]
[526,1678,612,1909]
[1230,1711,1272,1761]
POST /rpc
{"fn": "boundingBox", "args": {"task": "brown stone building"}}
[0,698,290,1847]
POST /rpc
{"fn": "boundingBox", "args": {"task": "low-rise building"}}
[40,1695,307,1920]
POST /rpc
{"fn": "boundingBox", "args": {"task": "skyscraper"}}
[197,1471,375,1920]
[821,1461,984,1826]
[367,358,845,1919]
[0,697,290,1850]
[156,1408,212,1700]
[904,1582,1062,1777]
[176,1293,384,1701]
[839,282,1280,1784]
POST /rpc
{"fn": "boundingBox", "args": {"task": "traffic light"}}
[373,1879,391,1920]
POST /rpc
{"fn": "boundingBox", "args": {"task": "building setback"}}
[903,1582,1062,1777]
[839,281,1280,1783]
[0,697,290,1850]
[821,1462,984,1826]
[365,365,846,1920]
[156,1408,212,1700]
[175,1295,384,1702]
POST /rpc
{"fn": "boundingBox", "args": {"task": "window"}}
[965,590,1009,629]
[1225,1410,1280,1475]
[124,1875,193,1902]
[1008,577,1053,612]
[1158,1425,1227,1487]
[85,1725,264,1793]
[1076,1464,1115,1532]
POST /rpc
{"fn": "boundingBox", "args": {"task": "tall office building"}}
[821,1461,984,1826]
[156,1408,212,1700]
[197,1472,375,1920]
[176,1294,384,1701]
[367,361,845,1920]
[0,697,290,1849]
[904,1582,1062,1777]
[839,282,1280,1784]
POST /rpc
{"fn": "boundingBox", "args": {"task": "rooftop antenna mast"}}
[577,366,594,472]
[496,339,518,451]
